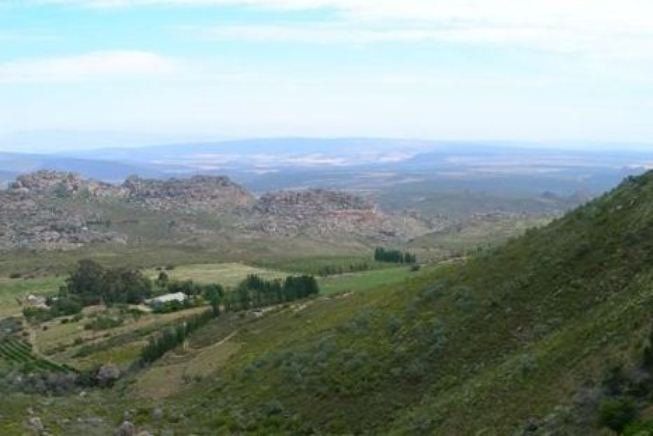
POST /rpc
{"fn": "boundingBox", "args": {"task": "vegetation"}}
[374,247,416,264]
[140,310,215,364]
[224,274,319,312]
[64,259,153,306]
[0,338,72,374]
[9,171,653,434]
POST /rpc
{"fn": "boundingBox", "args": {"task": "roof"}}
[146,292,188,305]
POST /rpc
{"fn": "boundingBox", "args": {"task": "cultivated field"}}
[145,262,288,288]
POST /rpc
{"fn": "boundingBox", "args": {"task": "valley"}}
[2,167,653,435]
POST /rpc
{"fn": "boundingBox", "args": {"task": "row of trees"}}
[140,310,214,364]
[374,247,417,264]
[317,263,371,277]
[225,274,319,312]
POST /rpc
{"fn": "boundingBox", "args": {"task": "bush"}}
[152,299,194,314]
[84,316,124,331]
[599,397,637,433]
[23,307,52,323]
[9,272,21,279]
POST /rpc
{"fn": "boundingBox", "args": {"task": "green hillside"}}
[151,171,653,434]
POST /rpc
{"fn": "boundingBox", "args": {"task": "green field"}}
[145,262,288,288]
[0,276,63,317]
[0,338,72,373]
[318,265,425,294]
[253,255,393,275]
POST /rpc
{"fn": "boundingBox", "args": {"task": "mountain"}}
[0,152,165,184]
[56,138,653,196]
[0,170,433,251]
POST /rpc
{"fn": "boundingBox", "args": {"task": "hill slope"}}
[149,170,653,434]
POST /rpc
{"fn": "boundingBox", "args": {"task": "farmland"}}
[144,262,288,288]
[0,275,63,317]
[0,338,72,373]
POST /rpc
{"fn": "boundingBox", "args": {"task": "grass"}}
[253,255,393,275]
[409,215,550,254]
[0,338,72,373]
[146,262,287,288]
[318,265,426,295]
[37,305,209,368]
[0,275,63,317]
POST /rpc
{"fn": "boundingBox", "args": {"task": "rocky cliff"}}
[0,171,433,250]
[1,172,123,250]
[248,189,432,241]
[123,175,255,212]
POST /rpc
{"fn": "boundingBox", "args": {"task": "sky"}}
[0,1,652,151]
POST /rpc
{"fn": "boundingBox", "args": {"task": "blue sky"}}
[0,1,652,151]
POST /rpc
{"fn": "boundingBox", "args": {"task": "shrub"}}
[23,307,52,323]
[599,397,637,433]
[9,272,21,279]
[84,316,124,331]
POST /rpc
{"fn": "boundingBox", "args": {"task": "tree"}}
[64,260,152,306]
[65,259,106,305]
[155,271,169,288]
[204,284,224,316]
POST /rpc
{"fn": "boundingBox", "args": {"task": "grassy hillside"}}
[147,171,653,434]
[5,172,653,434]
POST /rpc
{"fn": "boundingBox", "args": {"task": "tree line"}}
[140,309,214,364]
[374,247,417,264]
[224,274,319,312]
[317,263,371,277]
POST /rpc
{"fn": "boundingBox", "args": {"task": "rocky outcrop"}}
[122,175,255,212]
[0,171,432,250]
[248,189,431,241]
[10,170,122,198]
[0,186,124,250]
[0,172,255,250]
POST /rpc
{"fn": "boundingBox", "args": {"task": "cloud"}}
[33,0,650,60]
[0,51,179,83]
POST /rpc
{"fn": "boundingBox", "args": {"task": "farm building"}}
[24,294,48,309]
[145,292,188,308]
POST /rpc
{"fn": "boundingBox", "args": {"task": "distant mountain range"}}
[2,138,652,198]
[0,151,164,185]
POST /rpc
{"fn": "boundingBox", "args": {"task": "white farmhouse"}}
[145,292,188,308]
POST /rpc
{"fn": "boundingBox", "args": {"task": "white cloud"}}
[34,0,650,60]
[196,23,653,58]
[0,51,179,83]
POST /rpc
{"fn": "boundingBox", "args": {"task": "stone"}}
[115,421,136,436]
[96,363,121,386]
[26,416,44,433]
